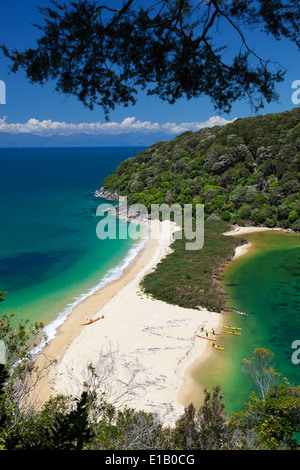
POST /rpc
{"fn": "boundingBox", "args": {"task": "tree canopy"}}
[103,107,300,232]
[2,0,300,118]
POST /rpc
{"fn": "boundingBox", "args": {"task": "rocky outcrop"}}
[94,187,150,222]
[94,187,120,201]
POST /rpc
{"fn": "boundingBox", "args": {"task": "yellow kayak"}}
[224,325,242,331]
[223,330,241,336]
[210,342,224,350]
[202,329,219,335]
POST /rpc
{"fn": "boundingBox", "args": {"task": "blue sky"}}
[0,0,299,147]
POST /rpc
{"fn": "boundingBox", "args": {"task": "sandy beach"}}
[224,225,292,259]
[34,222,292,425]
[35,219,221,425]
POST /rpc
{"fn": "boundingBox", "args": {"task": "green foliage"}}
[230,385,300,450]
[141,220,242,311]
[0,312,44,366]
[2,392,93,450]
[36,392,93,450]
[104,108,300,230]
[172,386,232,450]
[90,407,166,450]
[230,348,300,450]
[242,348,286,398]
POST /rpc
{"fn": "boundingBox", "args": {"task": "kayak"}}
[222,330,241,336]
[210,342,224,350]
[233,310,248,316]
[201,328,219,335]
[82,315,104,326]
[224,325,242,331]
[197,335,216,342]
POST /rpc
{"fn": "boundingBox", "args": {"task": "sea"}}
[0,146,145,344]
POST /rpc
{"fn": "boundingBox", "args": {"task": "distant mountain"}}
[103,108,300,231]
[0,131,171,148]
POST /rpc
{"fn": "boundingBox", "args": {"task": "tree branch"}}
[100,0,135,29]
[211,0,268,66]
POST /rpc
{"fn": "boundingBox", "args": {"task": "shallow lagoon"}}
[194,230,300,415]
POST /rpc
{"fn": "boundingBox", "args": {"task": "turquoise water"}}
[0,147,145,340]
[194,231,300,415]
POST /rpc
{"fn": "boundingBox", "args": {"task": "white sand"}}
[224,225,290,259]
[36,219,221,425]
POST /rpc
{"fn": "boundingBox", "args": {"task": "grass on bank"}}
[141,220,244,312]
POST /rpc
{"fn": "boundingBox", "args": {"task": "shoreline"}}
[34,222,158,403]
[34,235,148,354]
[34,222,295,424]
[35,218,221,425]
[224,225,294,258]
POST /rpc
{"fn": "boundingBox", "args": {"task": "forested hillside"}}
[104,108,300,230]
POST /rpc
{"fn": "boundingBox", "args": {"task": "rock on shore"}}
[94,187,120,202]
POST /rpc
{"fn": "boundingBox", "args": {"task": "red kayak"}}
[82,315,104,326]
[197,335,215,342]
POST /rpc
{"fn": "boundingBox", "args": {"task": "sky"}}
[0,0,299,147]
